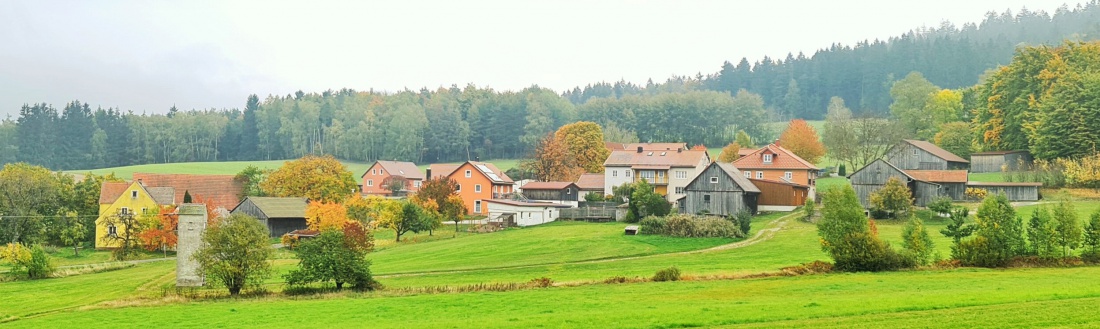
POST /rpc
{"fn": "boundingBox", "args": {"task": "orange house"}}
[428,161,513,215]
[361,160,425,196]
[732,142,820,188]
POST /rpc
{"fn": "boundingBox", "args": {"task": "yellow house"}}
[95,181,175,249]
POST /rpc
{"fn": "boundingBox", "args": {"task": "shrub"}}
[641,214,743,238]
[927,196,954,217]
[286,223,376,291]
[838,164,847,177]
[1,243,54,279]
[901,216,935,266]
[734,210,752,235]
[528,277,554,288]
[652,266,681,282]
[965,188,988,201]
[869,177,914,219]
[781,260,834,275]
[280,234,300,249]
[818,186,909,272]
[802,198,816,222]
[638,216,667,234]
[25,246,55,279]
[960,193,1026,267]
[940,206,973,259]
[1081,209,1100,263]
[583,192,604,203]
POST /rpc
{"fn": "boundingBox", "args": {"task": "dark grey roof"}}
[716,162,760,193]
[146,186,176,205]
[238,197,308,218]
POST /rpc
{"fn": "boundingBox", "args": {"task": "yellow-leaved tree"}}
[717,142,741,163]
[305,201,351,231]
[260,155,357,203]
[554,121,610,174]
[778,119,826,164]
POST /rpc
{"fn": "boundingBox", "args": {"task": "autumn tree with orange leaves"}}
[261,155,358,203]
[138,205,178,256]
[554,121,610,174]
[778,119,826,164]
[523,133,585,182]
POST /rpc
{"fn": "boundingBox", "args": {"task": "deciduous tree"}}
[889,72,939,139]
[717,142,741,163]
[285,222,376,290]
[869,177,913,219]
[523,133,584,182]
[933,122,974,160]
[554,121,610,173]
[305,201,351,231]
[778,119,826,164]
[1052,200,1083,257]
[138,206,179,256]
[260,155,357,203]
[193,213,273,296]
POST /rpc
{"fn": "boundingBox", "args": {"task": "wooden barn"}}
[749,178,810,207]
[520,182,581,206]
[848,159,967,207]
[231,196,309,237]
[679,162,760,216]
[885,139,969,170]
[967,182,1042,201]
[970,150,1034,173]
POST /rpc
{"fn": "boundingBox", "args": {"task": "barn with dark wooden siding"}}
[967,182,1042,201]
[231,196,309,237]
[679,162,760,216]
[885,140,970,170]
[519,182,580,205]
[970,150,1034,173]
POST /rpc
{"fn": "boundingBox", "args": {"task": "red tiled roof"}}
[99,182,131,204]
[903,140,969,163]
[737,148,758,157]
[575,173,604,191]
[483,199,572,208]
[132,173,244,210]
[604,149,708,167]
[904,170,968,183]
[732,144,819,170]
[604,142,626,151]
[365,160,425,180]
[521,182,577,190]
[428,163,461,179]
[623,143,689,151]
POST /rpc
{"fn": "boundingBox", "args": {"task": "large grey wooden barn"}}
[969,150,1034,173]
[678,162,760,216]
[886,139,970,170]
[848,159,968,207]
[231,196,309,237]
[519,182,580,204]
[967,182,1042,201]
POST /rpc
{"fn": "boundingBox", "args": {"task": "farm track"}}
[375,211,799,279]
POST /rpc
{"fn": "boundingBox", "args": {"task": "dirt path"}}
[376,212,799,279]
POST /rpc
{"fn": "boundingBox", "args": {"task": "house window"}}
[120,207,130,215]
[756,172,764,179]
[676,171,687,179]
[784,172,793,180]
[475,184,482,193]
[131,190,138,198]
[413,181,421,188]
[703,194,711,204]
[456,184,461,192]
[912,149,919,156]
[613,170,618,177]
[475,200,482,213]
[763,154,773,163]
[566,189,572,194]
[626,171,631,177]
[709,177,718,184]
[675,187,684,194]
[744,171,751,178]
[141,208,147,215]
[658,171,665,178]
[367,179,374,187]
[108,225,117,236]
[465,170,472,178]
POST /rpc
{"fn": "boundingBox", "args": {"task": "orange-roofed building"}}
[131,173,244,213]
[732,142,820,188]
[361,160,425,196]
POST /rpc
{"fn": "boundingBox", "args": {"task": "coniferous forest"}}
[2,2,1099,170]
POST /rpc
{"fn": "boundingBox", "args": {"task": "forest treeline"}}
[1,2,1098,170]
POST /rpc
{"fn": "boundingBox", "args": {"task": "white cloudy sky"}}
[0,0,1074,116]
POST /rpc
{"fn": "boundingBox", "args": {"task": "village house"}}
[231,196,309,238]
[678,162,760,216]
[603,146,710,203]
[969,150,1034,173]
[732,142,819,197]
[131,173,245,217]
[361,160,425,196]
[885,139,970,170]
[95,181,175,249]
[428,161,514,215]
[519,181,581,206]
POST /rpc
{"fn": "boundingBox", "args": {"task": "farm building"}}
[520,182,580,206]
[969,150,1034,173]
[231,196,309,237]
[361,160,425,196]
[575,173,605,195]
[678,162,760,216]
[732,142,819,201]
[132,173,245,216]
[749,178,810,208]
[848,159,967,207]
[967,182,1042,201]
[484,199,572,227]
[885,140,969,170]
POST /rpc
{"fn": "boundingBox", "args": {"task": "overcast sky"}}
[0,0,1074,117]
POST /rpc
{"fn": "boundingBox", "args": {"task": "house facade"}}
[484,199,571,227]
[361,160,425,196]
[679,162,760,216]
[95,181,175,249]
[732,142,819,191]
[603,147,710,203]
[431,161,514,215]
[885,139,970,170]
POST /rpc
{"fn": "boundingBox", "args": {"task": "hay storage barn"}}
[679,162,760,216]
[848,159,968,207]
[231,196,309,237]
[967,182,1042,201]
[969,150,1033,173]
[885,140,969,170]
[520,182,580,206]
[749,178,810,207]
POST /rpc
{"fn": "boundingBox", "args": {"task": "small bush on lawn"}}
[640,214,744,238]
[802,198,816,222]
[1,243,55,280]
[927,196,955,217]
[734,210,752,235]
[781,261,833,275]
[528,277,554,288]
[652,266,681,282]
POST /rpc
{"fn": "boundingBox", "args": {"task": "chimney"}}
[426,168,432,179]
[636,146,643,153]
[677,148,683,153]
[774,139,781,147]
[137,178,143,186]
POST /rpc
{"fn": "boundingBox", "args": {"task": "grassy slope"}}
[9,266,1100,328]
[0,261,174,321]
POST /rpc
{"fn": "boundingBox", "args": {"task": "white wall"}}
[486,202,562,227]
[604,166,632,197]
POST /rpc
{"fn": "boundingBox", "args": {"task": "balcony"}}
[634,176,669,185]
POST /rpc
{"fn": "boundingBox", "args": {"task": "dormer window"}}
[763,154,773,163]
